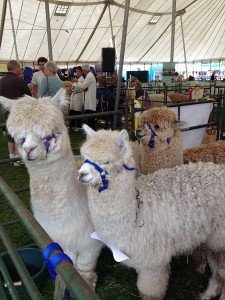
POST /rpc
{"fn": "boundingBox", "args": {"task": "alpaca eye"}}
[154,124,160,129]
[102,161,110,165]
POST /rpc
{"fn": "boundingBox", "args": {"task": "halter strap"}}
[145,122,156,148]
[85,159,109,193]
[145,122,171,148]
[84,159,135,193]
[42,134,56,152]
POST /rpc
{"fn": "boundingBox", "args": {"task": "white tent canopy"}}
[0,0,225,64]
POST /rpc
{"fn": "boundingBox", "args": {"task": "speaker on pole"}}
[102,48,116,73]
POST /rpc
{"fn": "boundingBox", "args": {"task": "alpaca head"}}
[78,125,135,191]
[136,107,183,148]
[0,88,69,163]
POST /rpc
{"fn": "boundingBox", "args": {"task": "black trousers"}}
[84,110,96,130]
[69,110,82,128]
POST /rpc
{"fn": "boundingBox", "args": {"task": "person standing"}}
[39,61,63,97]
[72,64,97,130]
[211,71,216,81]
[31,57,48,98]
[70,66,84,130]
[0,60,32,165]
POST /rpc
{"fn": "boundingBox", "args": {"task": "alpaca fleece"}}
[79,126,225,300]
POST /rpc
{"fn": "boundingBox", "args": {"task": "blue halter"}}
[84,159,135,193]
[145,122,156,148]
[145,122,171,148]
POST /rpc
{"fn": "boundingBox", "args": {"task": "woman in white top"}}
[70,66,84,130]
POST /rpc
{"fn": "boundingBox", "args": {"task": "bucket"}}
[1,247,46,296]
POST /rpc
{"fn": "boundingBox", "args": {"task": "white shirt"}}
[73,71,97,111]
[31,71,45,90]
[70,76,84,111]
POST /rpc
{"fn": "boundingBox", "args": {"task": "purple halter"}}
[21,134,57,153]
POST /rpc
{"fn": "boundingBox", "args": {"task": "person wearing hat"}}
[72,64,97,130]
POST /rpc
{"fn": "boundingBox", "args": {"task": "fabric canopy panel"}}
[1,0,225,63]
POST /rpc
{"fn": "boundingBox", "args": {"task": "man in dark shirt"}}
[0,60,32,165]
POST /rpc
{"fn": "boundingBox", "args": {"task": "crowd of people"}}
[0,57,106,165]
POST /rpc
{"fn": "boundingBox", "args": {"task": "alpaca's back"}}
[136,162,225,254]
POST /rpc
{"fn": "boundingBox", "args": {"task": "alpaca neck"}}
[88,168,137,243]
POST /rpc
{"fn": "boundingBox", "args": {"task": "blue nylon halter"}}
[145,122,170,148]
[84,159,135,193]
[145,122,156,148]
[85,159,109,193]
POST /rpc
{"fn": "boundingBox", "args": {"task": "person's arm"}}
[74,75,91,91]
[32,84,38,98]
[38,78,46,98]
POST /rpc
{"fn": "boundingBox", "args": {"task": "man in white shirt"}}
[72,64,97,130]
[31,57,48,98]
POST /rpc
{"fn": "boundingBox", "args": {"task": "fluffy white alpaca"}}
[78,124,225,300]
[0,89,102,288]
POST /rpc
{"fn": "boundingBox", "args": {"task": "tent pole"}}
[170,0,176,62]
[108,5,116,51]
[113,0,130,129]
[45,0,53,61]
[8,0,19,60]
[180,14,188,80]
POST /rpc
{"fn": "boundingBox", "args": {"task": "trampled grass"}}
[0,111,219,300]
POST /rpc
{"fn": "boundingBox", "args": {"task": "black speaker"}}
[102,48,115,73]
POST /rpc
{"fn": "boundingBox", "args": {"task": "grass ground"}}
[0,111,219,300]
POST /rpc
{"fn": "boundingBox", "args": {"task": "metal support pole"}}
[180,13,188,80]
[45,0,53,61]
[108,5,116,50]
[170,0,176,62]
[8,0,19,60]
[113,0,130,129]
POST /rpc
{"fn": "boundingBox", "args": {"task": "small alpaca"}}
[184,140,225,164]
[136,107,184,174]
[168,93,189,103]
[78,124,225,300]
[0,89,102,288]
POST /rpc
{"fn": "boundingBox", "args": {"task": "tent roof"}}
[1,0,225,64]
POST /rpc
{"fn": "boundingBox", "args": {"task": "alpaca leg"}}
[200,251,225,300]
[192,245,207,274]
[137,265,169,300]
[76,250,100,290]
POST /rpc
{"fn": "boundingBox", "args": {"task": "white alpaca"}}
[78,124,225,300]
[0,89,102,288]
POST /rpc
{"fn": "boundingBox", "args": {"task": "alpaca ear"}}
[52,88,69,110]
[0,96,14,111]
[82,124,96,139]
[117,129,129,151]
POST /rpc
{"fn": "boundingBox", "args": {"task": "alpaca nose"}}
[23,145,37,155]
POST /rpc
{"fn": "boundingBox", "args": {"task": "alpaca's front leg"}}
[76,248,101,290]
[137,264,170,300]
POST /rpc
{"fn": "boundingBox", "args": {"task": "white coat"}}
[70,76,84,111]
[72,71,97,111]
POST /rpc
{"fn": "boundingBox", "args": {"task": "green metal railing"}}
[0,176,101,300]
